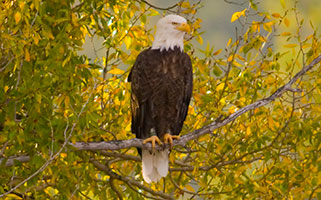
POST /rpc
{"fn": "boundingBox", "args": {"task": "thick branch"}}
[70,55,321,151]
[0,155,30,167]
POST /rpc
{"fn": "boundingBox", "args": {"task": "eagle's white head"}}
[152,15,190,52]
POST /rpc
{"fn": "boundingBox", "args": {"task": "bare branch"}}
[0,155,30,167]
[100,150,141,162]
[138,0,178,11]
[109,178,123,200]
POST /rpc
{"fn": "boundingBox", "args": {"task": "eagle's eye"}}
[171,22,179,25]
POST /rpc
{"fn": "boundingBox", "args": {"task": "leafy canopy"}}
[1,0,321,199]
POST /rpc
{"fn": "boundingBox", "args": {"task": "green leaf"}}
[213,64,222,76]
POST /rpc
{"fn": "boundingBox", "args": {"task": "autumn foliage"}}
[1,0,321,199]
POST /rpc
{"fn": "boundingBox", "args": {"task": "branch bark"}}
[70,55,321,151]
[0,155,30,167]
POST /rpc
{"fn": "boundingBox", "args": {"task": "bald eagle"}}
[128,15,193,183]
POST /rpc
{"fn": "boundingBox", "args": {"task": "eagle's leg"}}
[143,136,162,153]
[163,133,180,148]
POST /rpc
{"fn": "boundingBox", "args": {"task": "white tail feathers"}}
[142,149,169,183]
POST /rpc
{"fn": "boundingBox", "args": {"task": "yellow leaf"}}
[213,49,222,56]
[114,98,120,106]
[71,13,78,26]
[306,34,313,40]
[232,61,242,67]
[284,44,297,48]
[180,2,190,8]
[239,97,246,103]
[193,18,202,29]
[227,55,233,62]
[199,135,210,142]
[56,95,64,106]
[19,1,25,9]
[196,34,203,45]
[280,0,286,8]
[265,76,275,85]
[70,136,77,144]
[253,181,260,189]
[252,22,260,33]
[284,18,290,27]
[60,153,67,158]
[182,8,196,15]
[235,54,245,61]
[59,47,64,55]
[246,126,251,136]
[113,5,119,14]
[281,32,291,36]
[249,60,256,66]
[199,86,206,95]
[272,13,281,18]
[169,153,175,164]
[33,33,40,45]
[36,94,42,103]
[263,21,274,32]
[231,8,247,23]
[25,48,30,62]
[226,38,232,47]
[228,105,237,114]
[15,12,21,24]
[268,116,275,130]
[216,83,225,91]
[64,96,70,106]
[197,62,206,74]
[4,86,9,92]
[124,36,132,49]
[43,28,55,40]
[108,68,124,75]
[185,185,195,193]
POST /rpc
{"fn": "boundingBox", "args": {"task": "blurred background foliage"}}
[81,0,321,61]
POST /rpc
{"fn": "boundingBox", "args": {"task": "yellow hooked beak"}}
[176,23,191,33]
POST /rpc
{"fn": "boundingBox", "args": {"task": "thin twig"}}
[109,178,123,200]
[138,0,178,11]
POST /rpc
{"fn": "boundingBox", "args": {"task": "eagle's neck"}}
[151,31,184,52]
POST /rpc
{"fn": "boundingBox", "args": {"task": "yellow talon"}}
[143,136,162,153]
[163,133,180,148]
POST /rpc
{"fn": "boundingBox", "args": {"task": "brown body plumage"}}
[128,15,193,183]
[128,47,193,144]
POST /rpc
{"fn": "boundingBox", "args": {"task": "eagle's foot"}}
[163,133,180,148]
[143,136,162,153]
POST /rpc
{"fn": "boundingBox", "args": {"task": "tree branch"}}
[0,155,30,167]
[70,55,321,151]
[90,160,175,200]
[138,0,178,11]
